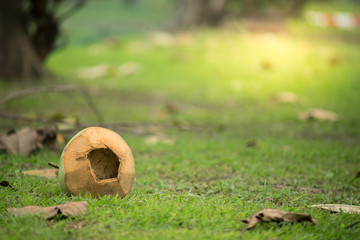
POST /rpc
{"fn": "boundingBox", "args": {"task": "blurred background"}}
[0,0,360,143]
[2,2,360,238]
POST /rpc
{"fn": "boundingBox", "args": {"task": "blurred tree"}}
[237,0,308,18]
[175,0,308,28]
[122,0,138,8]
[175,0,227,28]
[0,0,85,81]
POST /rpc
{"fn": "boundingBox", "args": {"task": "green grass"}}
[59,0,173,44]
[1,135,360,239]
[304,0,360,13]
[1,1,360,239]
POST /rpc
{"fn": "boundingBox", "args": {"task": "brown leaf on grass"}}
[0,125,58,157]
[127,41,151,54]
[76,64,110,79]
[299,109,339,122]
[0,180,15,190]
[117,62,141,77]
[229,80,243,92]
[145,134,175,145]
[8,205,59,219]
[56,117,78,132]
[0,127,37,156]
[37,125,58,150]
[150,31,175,46]
[164,102,181,114]
[272,92,299,104]
[272,185,323,194]
[89,44,107,56]
[299,187,323,194]
[6,201,88,219]
[260,60,273,71]
[311,204,360,214]
[242,209,318,230]
[22,169,58,178]
[272,184,292,189]
[328,56,341,66]
[56,132,65,145]
[57,201,88,217]
[356,171,360,178]
[246,140,257,148]
[104,38,122,48]
[69,221,89,229]
[174,32,194,46]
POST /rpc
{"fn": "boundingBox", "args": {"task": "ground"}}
[1,1,360,239]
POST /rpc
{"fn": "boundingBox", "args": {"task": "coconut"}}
[58,127,134,197]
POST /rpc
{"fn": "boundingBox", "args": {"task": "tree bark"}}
[0,0,45,81]
[175,0,227,28]
[287,0,308,18]
[30,0,59,61]
[175,0,202,28]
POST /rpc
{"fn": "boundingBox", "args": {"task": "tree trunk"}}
[175,0,202,28]
[206,0,227,25]
[175,0,227,28]
[287,0,308,18]
[0,0,45,81]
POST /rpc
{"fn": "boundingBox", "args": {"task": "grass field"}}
[1,1,360,239]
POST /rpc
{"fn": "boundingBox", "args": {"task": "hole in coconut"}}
[88,148,120,180]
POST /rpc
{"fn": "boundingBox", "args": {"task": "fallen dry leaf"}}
[272,185,323,193]
[76,64,110,79]
[242,209,318,230]
[272,92,299,104]
[104,38,122,48]
[300,187,323,194]
[56,117,78,132]
[356,171,360,178]
[7,201,88,219]
[56,201,88,217]
[22,169,58,178]
[37,125,58,150]
[328,56,341,66]
[0,127,37,156]
[145,134,175,145]
[0,125,58,156]
[150,31,175,46]
[117,62,141,77]
[69,221,88,229]
[246,140,257,148]
[311,204,360,214]
[229,80,243,92]
[164,102,181,114]
[260,60,273,71]
[272,184,292,189]
[174,32,194,46]
[127,41,151,54]
[89,44,107,56]
[56,133,65,145]
[299,109,339,122]
[0,180,15,190]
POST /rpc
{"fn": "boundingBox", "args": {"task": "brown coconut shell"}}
[58,127,135,197]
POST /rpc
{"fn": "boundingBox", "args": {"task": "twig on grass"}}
[347,221,360,229]
[0,112,49,123]
[48,162,60,169]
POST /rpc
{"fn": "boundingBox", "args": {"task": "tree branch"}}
[57,0,86,22]
[0,85,103,124]
[0,112,49,123]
